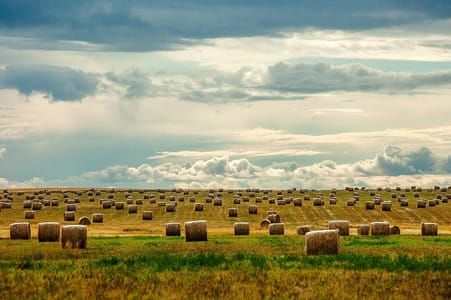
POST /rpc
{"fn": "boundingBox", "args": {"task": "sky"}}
[0,0,450,189]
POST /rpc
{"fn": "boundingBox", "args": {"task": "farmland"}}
[0,187,450,299]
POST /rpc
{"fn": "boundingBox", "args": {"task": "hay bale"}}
[51,200,59,206]
[92,213,104,223]
[24,210,35,219]
[269,223,284,235]
[421,222,438,236]
[428,200,436,207]
[38,222,60,242]
[248,205,258,214]
[329,198,337,205]
[23,201,32,209]
[400,200,408,207]
[381,201,392,211]
[277,199,285,206]
[194,203,204,212]
[185,220,207,242]
[390,225,400,235]
[260,219,271,228]
[32,202,42,210]
[296,225,311,235]
[357,224,370,235]
[304,229,339,255]
[234,222,250,235]
[10,222,31,240]
[365,201,375,210]
[61,225,87,249]
[213,199,223,206]
[166,222,181,236]
[370,221,390,236]
[66,204,76,212]
[136,199,143,205]
[64,211,75,221]
[293,198,302,206]
[165,203,176,213]
[233,198,241,204]
[268,213,281,223]
[417,200,426,208]
[78,216,91,225]
[128,205,138,214]
[347,199,355,206]
[189,197,195,203]
[268,199,275,204]
[103,201,113,209]
[228,208,238,217]
[313,198,323,206]
[142,211,153,220]
[328,220,350,236]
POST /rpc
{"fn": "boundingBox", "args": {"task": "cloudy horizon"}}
[0,1,450,189]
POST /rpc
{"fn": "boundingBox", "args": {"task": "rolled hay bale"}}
[374,198,381,205]
[38,222,60,242]
[149,198,156,204]
[390,225,400,235]
[189,201,203,212]
[304,229,339,255]
[10,222,31,240]
[268,213,281,223]
[365,201,375,210]
[400,199,409,207]
[24,211,35,219]
[370,191,376,196]
[165,203,176,213]
[255,197,262,203]
[268,199,275,204]
[228,207,238,217]
[293,198,302,206]
[92,213,104,223]
[381,201,392,211]
[78,216,91,225]
[260,219,271,228]
[370,221,390,236]
[328,220,350,236]
[128,205,138,214]
[135,199,143,205]
[61,225,87,249]
[157,201,166,207]
[269,223,284,235]
[23,201,32,209]
[142,211,153,220]
[417,200,426,208]
[189,197,195,203]
[234,222,250,235]
[184,220,207,242]
[357,224,370,235]
[64,211,75,221]
[347,199,355,206]
[313,198,323,206]
[296,225,311,235]
[102,200,112,209]
[428,200,436,207]
[213,199,223,206]
[413,192,420,198]
[442,197,448,204]
[248,205,258,214]
[421,222,438,236]
[66,204,76,212]
[126,198,134,205]
[277,199,285,205]
[329,198,337,205]
[233,198,241,204]
[32,202,42,210]
[51,199,59,206]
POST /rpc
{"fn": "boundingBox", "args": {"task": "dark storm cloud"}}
[0,0,450,51]
[0,65,98,101]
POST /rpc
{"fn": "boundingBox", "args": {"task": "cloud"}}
[1,1,449,52]
[0,64,99,101]
[0,147,5,158]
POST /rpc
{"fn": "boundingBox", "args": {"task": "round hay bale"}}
[24,211,35,219]
[64,211,75,221]
[136,199,143,205]
[189,197,195,203]
[102,201,112,209]
[296,225,311,235]
[329,198,337,205]
[277,199,285,206]
[142,211,153,220]
[126,198,134,205]
[32,202,42,210]
[400,200,409,207]
[213,199,223,206]
[370,221,390,236]
[381,201,392,211]
[390,225,400,235]
[234,222,250,235]
[38,222,60,242]
[51,199,59,206]
[10,222,31,240]
[328,220,350,236]
[268,213,281,223]
[293,198,302,206]
[228,207,238,217]
[268,199,275,204]
[23,201,32,209]
[78,216,91,225]
[374,198,381,205]
[313,198,323,206]
[166,222,181,236]
[66,204,76,212]
[233,198,241,204]
[194,203,204,212]
[165,203,176,213]
[413,192,420,198]
[421,222,438,236]
[357,224,370,235]
[417,200,426,208]
[365,201,375,210]
[128,205,138,214]
[92,213,104,223]
[184,220,207,242]
[248,205,258,214]
[113,201,124,210]
[260,219,270,228]
[61,225,87,249]
[269,223,284,235]
[346,199,355,207]
[428,200,436,207]
[304,229,339,255]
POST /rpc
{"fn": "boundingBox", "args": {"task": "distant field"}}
[0,188,450,299]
